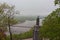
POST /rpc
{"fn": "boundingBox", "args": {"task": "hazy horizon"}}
[0,0,59,16]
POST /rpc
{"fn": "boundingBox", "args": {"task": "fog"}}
[0,0,59,16]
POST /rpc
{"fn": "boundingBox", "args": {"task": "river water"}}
[5,19,43,35]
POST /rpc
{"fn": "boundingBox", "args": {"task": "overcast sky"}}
[0,0,59,16]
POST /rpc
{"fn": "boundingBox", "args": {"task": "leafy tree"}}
[39,8,60,40]
[0,3,19,40]
[0,3,18,30]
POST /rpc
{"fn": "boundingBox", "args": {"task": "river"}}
[5,19,43,35]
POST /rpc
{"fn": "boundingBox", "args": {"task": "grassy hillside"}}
[6,29,33,40]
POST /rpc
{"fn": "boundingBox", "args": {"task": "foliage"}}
[54,0,60,5]
[6,29,33,40]
[0,29,6,40]
[39,8,60,40]
[15,16,36,23]
[0,3,18,40]
[0,3,18,30]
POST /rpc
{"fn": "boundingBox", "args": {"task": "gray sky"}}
[0,0,59,16]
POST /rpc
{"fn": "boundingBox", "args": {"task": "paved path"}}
[23,38,33,40]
